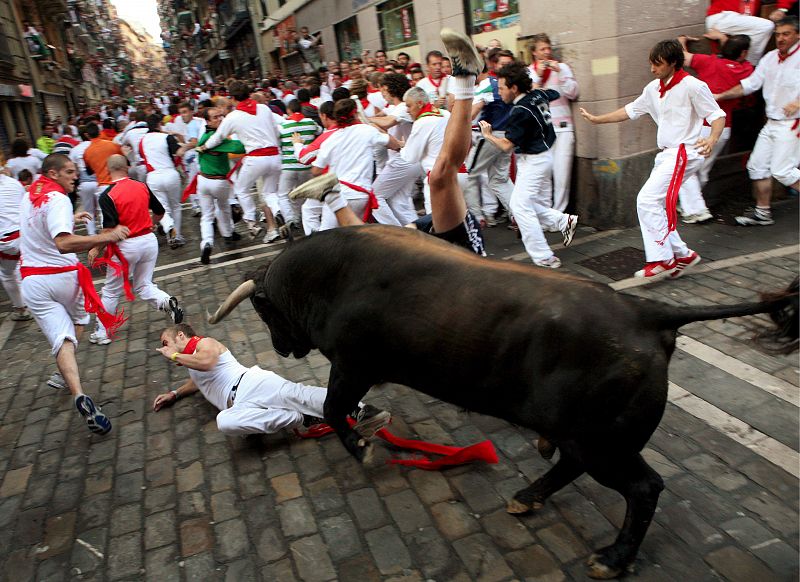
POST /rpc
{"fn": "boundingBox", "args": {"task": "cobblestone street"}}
[0,202,797,582]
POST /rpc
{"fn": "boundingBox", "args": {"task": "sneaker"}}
[735,207,774,226]
[672,251,701,279]
[634,259,677,280]
[172,235,186,248]
[278,221,295,239]
[484,216,497,227]
[275,212,286,228]
[247,222,264,239]
[10,307,32,321]
[163,297,184,324]
[263,229,280,243]
[440,28,484,77]
[533,255,562,269]
[561,214,578,247]
[351,404,391,438]
[89,332,111,345]
[682,209,713,224]
[200,243,212,265]
[289,172,340,201]
[75,394,112,435]
[47,371,67,390]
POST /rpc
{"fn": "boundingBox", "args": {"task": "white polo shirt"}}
[401,112,449,174]
[0,175,25,236]
[203,105,284,152]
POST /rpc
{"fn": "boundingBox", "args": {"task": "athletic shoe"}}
[10,308,32,321]
[172,235,186,248]
[231,204,244,223]
[289,172,340,202]
[263,229,281,243]
[735,207,774,226]
[561,214,578,247]
[163,297,184,324]
[247,222,264,239]
[278,221,296,239]
[440,28,484,77]
[682,209,713,224]
[275,212,286,228]
[47,372,67,390]
[75,394,112,435]
[634,259,677,280]
[89,332,111,345]
[200,243,212,265]
[167,227,177,248]
[484,216,497,227]
[533,255,562,269]
[671,251,701,279]
[351,404,391,438]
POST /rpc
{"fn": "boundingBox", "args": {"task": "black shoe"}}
[164,297,183,324]
[351,404,391,438]
[231,204,243,223]
[302,414,326,427]
[275,212,286,228]
[201,243,212,265]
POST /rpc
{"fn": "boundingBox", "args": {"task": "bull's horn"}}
[207,280,256,324]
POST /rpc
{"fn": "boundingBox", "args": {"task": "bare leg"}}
[56,340,84,397]
[753,178,772,208]
[334,207,363,226]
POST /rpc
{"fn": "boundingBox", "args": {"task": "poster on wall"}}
[468,0,520,34]
[275,15,298,57]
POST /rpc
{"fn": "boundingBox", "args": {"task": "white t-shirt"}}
[415,75,452,105]
[140,132,177,171]
[383,102,413,160]
[203,104,284,152]
[367,91,387,111]
[121,125,149,165]
[0,174,25,235]
[6,156,41,180]
[401,113,449,174]
[69,141,94,182]
[741,43,800,121]
[170,116,206,143]
[313,124,389,195]
[20,187,78,268]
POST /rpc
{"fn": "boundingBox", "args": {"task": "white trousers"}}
[638,149,704,262]
[551,130,575,212]
[197,176,233,249]
[231,155,281,222]
[146,169,182,236]
[372,157,422,226]
[699,125,731,186]
[746,119,800,186]
[706,12,775,65]
[77,181,99,235]
[22,271,89,355]
[679,126,731,215]
[467,132,513,213]
[278,170,311,224]
[301,199,324,235]
[511,151,569,262]
[0,237,22,308]
[96,233,170,337]
[215,366,327,436]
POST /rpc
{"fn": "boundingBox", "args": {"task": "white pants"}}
[278,170,311,224]
[184,154,200,209]
[96,233,170,337]
[198,176,233,249]
[372,157,422,226]
[320,192,368,231]
[706,11,775,65]
[215,366,327,436]
[638,149,704,262]
[22,271,89,355]
[699,126,731,186]
[146,169,182,236]
[0,238,22,308]
[679,126,731,215]
[301,199,324,235]
[77,181,99,235]
[552,130,575,212]
[511,151,569,262]
[231,155,281,222]
[467,132,513,213]
[747,119,800,187]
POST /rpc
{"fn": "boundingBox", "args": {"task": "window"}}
[463,0,520,35]
[378,0,417,51]
[334,16,361,61]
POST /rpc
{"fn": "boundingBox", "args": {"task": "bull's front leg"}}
[323,365,374,463]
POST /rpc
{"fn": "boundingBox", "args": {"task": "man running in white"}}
[278,99,320,229]
[169,101,206,215]
[20,154,129,435]
[197,80,283,243]
[0,164,32,321]
[154,323,391,438]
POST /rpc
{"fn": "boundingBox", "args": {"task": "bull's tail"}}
[656,277,798,353]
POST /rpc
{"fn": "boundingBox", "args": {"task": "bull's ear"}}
[253,288,268,302]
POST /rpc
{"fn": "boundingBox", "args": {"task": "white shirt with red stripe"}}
[202,105,284,153]
[140,132,177,172]
[20,187,77,268]
[0,175,25,237]
[313,124,389,194]
[401,111,450,174]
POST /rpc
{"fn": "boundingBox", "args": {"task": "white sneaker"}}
[682,210,712,224]
[533,256,561,269]
[561,215,578,246]
[89,332,111,345]
[263,229,280,243]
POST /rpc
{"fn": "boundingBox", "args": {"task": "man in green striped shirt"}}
[278,100,321,228]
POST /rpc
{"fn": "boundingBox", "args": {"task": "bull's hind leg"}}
[507,454,584,514]
[584,453,664,579]
[323,365,373,463]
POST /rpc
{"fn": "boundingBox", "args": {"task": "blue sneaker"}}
[75,395,112,435]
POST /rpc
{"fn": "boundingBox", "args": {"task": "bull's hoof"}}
[506,498,544,515]
[536,437,556,460]
[586,551,635,579]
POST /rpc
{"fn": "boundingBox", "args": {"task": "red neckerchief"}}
[181,336,204,354]
[427,74,442,89]
[778,42,800,63]
[236,98,258,115]
[299,101,317,110]
[28,176,65,208]
[288,112,304,122]
[416,103,442,118]
[658,68,689,98]
[534,61,552,86]
[359,97,370,110]
[57,136,80,147]
[367,86,380,93]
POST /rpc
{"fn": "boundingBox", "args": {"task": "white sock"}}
[324,189,348,213]
[452,76,476,100]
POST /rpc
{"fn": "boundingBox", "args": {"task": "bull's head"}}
[207,262,312,358]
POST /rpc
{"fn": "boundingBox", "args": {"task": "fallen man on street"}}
[153,323,391,438]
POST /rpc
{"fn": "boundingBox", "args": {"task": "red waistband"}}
[20,265,78,278]
[247,147,279,156]
[130,228,153,239]
[0,251,19,261]
[1,231,20,242]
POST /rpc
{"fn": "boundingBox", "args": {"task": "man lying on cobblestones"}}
[154,323,391,439]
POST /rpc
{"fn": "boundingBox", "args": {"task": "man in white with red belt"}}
[20,154,130,435]
[580,39,726,280]
[87,155,183,345]
[0,166,32,321]
[197,80,284,243]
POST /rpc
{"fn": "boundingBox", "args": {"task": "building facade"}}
[119,20,170,96]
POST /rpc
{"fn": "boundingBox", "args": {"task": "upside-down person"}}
[153,323,391,439]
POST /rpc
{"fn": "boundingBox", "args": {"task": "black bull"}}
[208,225,797,579]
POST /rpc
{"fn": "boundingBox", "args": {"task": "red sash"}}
[226,147,280,182]
[657,144,688,246]
[0,252,19,261]
[296,416,498,470]
[0,231,19,242]
[19,263,127,336]
[339,180,379,222]
[138,139,154,172]
[93,243,135,302]
[659,69,689,98]
[181,174,198,202]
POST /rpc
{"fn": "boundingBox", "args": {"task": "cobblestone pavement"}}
[0,200,797,581]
